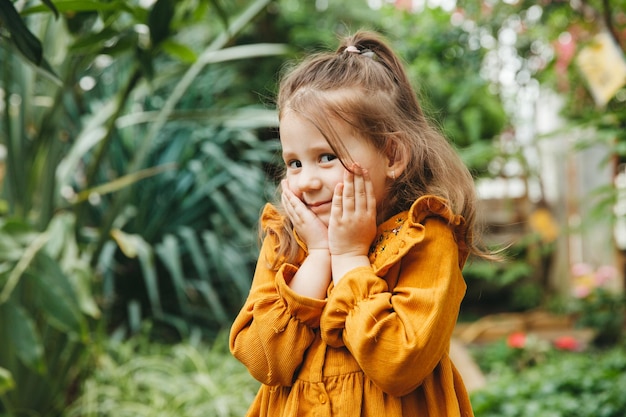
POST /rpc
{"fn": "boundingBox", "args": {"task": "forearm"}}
[288,249,331,299]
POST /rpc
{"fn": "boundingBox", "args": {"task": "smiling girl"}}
[229,30,488,417]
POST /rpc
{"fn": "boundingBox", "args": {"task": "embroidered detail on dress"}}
[369,216,406,258]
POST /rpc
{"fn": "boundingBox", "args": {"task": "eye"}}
[319,154,337,163]
[286,159,302,169]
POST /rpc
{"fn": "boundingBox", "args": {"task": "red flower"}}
[553,336,580,351]
[507,332,526,349]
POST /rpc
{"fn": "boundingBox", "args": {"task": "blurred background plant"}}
[564,263,626,345]
[0,213,99,415]
[0,0,286,414]
[471,329,585,376]
[64,329,260,417]
[1,0,625,415]
[471,344,626,417]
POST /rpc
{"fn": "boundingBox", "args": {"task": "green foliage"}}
[0,0,285,414]
[0,214,99,416]
[65,331,260,417]
[269,0,382,49]
[561,263,626,346]
[380,6,508,175]
[1,0,286,331]
[98,122,279,337]
[573,288,626,345]
[471,346,626,417]
[462,233,551,313]
[471,335,555,374]
[0,367,13,396]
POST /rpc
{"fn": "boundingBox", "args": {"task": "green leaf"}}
[55,98,117,188]
[1,302,45,373]
[148,0,174,47]
[69,27,123,53]
[22,0,133,14]
[0,366,15,395]
[39,0,59,18]
[161,39,198,63]
[71,163,177,204]
[44,213,101,319]
[155,234,189,315]
[0,0,43,64]
[136,240,162,316]
[135,44,155,79]
[111,230,162,315]
[178,227,228,322]
[0,229,50,305]
[28,255,86,336]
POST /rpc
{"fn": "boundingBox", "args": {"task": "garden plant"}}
[0,0,625,415]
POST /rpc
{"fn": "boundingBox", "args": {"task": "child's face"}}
[280,110,390,226]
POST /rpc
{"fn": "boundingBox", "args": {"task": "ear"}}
[384,136,409,180]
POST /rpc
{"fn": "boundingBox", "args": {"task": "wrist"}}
[331,254,371,284]
[307,247,330,254]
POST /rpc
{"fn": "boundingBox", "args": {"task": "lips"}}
[307,201,331,214]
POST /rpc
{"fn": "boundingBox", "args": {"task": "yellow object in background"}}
[576,31,626,107]
[529,205,559,243]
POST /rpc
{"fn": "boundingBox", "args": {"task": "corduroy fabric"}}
[230,195,474,417]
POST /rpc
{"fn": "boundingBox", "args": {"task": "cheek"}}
[285,176,303,198]
[328,169,345,188]
[369,170,390,201]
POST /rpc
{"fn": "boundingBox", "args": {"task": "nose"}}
[296,166,322,193]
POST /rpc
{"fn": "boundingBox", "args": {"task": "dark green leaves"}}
[149,0,174,47]
[0,0,43,64]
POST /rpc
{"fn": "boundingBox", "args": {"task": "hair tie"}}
[360,49,375,59]
[344,45,377,60]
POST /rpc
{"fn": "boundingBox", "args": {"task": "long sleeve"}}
[229,209,326,387]
[320,200,467,397]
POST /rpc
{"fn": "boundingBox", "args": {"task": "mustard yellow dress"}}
[229,195,474,417]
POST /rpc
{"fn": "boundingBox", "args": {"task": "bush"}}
[471,345,626,417]
[65,330,259,417]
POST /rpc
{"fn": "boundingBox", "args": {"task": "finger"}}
[281,191,298,223]
[342,168,355,211]
[281,181,296,207]
[281,182,304,221]
[362,168,376,213]
[353,165,367,212]
[331,182,344,219]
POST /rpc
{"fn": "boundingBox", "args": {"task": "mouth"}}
[307,201,331,214]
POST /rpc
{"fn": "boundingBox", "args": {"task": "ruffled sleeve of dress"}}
[229,203,326,387]
[320,195,469,397]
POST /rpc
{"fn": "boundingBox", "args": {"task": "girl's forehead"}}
[280,110,357,144]
[279,111,325,142]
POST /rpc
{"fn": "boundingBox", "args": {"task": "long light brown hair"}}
[265,30,491,269]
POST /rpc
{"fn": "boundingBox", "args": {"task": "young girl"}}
[230,30,486,417]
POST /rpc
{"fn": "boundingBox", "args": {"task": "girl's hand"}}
[281,180,329,250]
[328,164,377,258]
